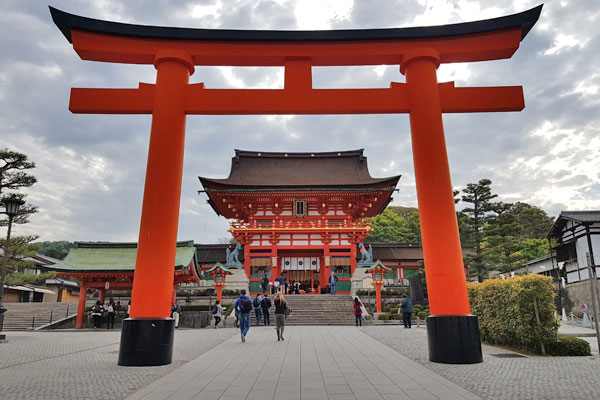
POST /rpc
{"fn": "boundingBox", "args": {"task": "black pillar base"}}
[118,318,174,366]
[426,315,483,364]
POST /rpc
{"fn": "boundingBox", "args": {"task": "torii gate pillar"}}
[50,5,542,366]
[403,50,480,363]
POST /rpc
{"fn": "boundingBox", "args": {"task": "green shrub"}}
[378,313,390,320]
[390,307,399,314]
[390,313,403,320]
[417,311,428,319]
[468,275,559,354]
[547,335,591,356]
[413,304,424,312]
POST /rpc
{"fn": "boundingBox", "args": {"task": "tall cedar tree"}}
[460,179,498,282]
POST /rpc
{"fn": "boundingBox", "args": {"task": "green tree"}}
[0,148,38,226]
[36,241,75,260]
[460,179,498,282]
[365,208,418,243]
[483,202,554,272]
[1,148,39,288]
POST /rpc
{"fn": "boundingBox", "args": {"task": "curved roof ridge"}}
[50,5,542,44]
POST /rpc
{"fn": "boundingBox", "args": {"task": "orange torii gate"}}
[50,5,542,366]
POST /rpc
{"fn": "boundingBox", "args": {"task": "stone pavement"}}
[2,325,600,400]
[125,325,480,400]
[0,328,235,400]
[363,326,600,400]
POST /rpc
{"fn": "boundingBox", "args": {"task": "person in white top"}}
[212,300,224,328]
[274,279,281,293]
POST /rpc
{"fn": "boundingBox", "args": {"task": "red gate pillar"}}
[118,50,194,366]
[403,49,482,364]
[76,282,87,329]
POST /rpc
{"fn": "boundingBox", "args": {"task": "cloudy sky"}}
[1,0,598,244]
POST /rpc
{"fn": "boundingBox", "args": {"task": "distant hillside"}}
[388,206,418,218]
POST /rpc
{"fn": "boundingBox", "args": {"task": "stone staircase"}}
[1,302,78,331]
[246,294,361,326]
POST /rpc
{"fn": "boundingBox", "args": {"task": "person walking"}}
[353,297,363,327]
[274,278,281,293]
[400,294,414,328]
[235,289,253,342]
[106,300,116,329]
[91,300,104,329]
[261,275,269,294]
[212,300,224,329]
[253,294,263,325]
[274,292,288,341]
[279,274,288,294]
[329,273,337,295]
[171,301,182,328]
[261,294,272,326]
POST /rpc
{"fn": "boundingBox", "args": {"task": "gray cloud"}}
[1,0,598,244]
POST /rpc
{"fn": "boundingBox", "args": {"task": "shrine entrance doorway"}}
[280,252,322,294]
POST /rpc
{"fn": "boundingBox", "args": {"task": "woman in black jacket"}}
[274,292,287,341]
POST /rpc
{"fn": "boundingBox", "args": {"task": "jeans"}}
[263,310,270,325]
[276,314,285,339]
[330,284,336,295]
[254,308,262,324]
[355,314,362,327]
[240,313,250,336]
[403,312,412,328]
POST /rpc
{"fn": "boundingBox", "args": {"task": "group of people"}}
[90,299,128,329]
[233,290,289,342]
[259,273,339,295]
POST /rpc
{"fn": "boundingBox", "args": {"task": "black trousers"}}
[402,312,412,328]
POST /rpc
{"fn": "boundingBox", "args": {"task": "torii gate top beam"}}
[50,6,542,67]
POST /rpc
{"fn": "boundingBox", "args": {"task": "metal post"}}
[31,316,35,330]
[49,311,53,325]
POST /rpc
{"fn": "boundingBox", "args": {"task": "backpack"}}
[212,305,218,315]
[241,296,253,313]
[253,297,260,308]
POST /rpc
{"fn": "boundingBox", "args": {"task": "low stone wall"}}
[179,311,212,329]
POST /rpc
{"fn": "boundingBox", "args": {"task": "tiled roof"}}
[199,149,400,189]
[547,210,600,238]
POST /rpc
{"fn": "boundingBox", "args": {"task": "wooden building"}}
[199,149,405,294]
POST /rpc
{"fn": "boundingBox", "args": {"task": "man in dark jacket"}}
[261,294,272,325]
[400,294,414,328]
[235,290,253,342]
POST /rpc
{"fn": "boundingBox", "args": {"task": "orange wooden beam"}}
[69,82,523,115]
[70,28,522,66]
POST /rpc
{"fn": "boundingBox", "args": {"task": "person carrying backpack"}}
[253,294,263,325]
[212,300,224,329]
[91,300,104,329]
[235,289,253,342]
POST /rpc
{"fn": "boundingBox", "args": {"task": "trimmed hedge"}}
[547,335,591,356]
[468,275,559,354]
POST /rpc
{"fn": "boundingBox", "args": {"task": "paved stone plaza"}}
[0,326,599,399]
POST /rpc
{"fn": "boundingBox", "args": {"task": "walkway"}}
[126,326,480,400]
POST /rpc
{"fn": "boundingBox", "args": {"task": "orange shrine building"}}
[199,149,419,294]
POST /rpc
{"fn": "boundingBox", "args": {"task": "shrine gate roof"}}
[50,5,540,45]
[199,149,400,190]
[48,241,197,273]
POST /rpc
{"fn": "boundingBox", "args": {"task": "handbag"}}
[284,306,292,317]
